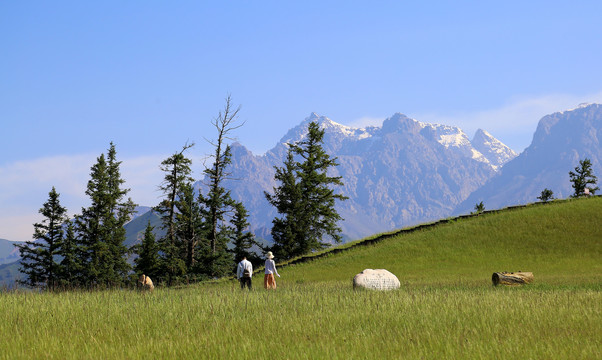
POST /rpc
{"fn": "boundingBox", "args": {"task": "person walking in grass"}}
[237,256,253,290]
[264,251,280,290]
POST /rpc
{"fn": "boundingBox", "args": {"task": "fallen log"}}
[492,271,533,286]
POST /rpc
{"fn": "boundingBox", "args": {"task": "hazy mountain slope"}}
[456,103,602,214]
[124,210,164,249]
[0,261,22,288]
[0,239,22,265]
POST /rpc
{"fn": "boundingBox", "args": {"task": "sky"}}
[2,1,602,241]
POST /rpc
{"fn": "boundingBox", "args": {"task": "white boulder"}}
[353,269,400,290]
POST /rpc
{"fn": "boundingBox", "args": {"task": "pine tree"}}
[537,188,554,202]
[292,121,348,254]
[16,187,68,290]
[75,152,109,286]
[76,143,136,287]
[133,221,161,280]
[265,150,304,260]
[229,201,256,263]
[474,201,485,214]
[155,143,194,284]
[106,143,136,283]
[56,221,82,288]
[266,121,348,260]
[197,180,235,278]
[174,181,204,275]
[569,158,599,197]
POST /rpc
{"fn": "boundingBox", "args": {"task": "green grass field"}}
[1,198,601,359]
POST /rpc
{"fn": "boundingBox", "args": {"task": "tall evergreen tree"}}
[291,121,348,254]
[198,95,241,277]
[56,221,82,288]
[76,143,136,287]
[155,143,194,284]
[75,152,109,286]
[266,121,347,260]
[569,158,599,197]
[16,187,68,290]
[174,181,205,275]
[133,221,161,280]
[106,143,136,282]
[229,201,256,263]
[265,150,304,260]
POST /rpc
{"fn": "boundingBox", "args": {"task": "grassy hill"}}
[274,196,602,287]
[0,197,600,359]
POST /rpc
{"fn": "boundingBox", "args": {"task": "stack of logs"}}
[492,271,533,286]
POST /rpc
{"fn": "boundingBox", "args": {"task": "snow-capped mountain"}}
[210,112,516,241]
[455,103,602,214]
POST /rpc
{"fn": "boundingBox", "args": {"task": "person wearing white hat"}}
[263,251,280,289]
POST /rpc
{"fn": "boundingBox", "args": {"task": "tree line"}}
[16,97,348,290]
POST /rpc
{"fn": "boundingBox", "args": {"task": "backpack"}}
[243,267,252,278]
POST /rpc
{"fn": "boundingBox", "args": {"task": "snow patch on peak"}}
[306,112,321,121]
[474,128,493,139]
[419,122,489,164]
[422,123,472,149]
[440,133,472,148]
[472,129,517,170]
[558,103,601,115]
[572,102,599,110]
[308,113,374,140]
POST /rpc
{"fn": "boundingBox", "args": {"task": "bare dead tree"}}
[199,95,245,277]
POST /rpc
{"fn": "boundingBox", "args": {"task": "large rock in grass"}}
[353,269,400,290]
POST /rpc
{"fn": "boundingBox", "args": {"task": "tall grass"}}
[1,283,600,359]
[1,197,600,359]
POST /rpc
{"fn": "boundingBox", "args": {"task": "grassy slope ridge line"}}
[273,196,602,286]
[276,196,598,269]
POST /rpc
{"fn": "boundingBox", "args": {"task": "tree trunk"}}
[492,272,533,286]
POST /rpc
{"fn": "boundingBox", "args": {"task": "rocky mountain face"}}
[455,103,602,214]
[212,112,517,241]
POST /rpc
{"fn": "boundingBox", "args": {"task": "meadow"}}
[1,197,601,359]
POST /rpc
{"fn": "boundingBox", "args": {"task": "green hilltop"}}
[273,196,602,287]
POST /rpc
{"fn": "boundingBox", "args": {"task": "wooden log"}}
[492,271,533,286]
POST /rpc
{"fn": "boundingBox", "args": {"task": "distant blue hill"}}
[0,261,22,289]
[0,238,22,265]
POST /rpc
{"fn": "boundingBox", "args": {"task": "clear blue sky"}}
[2,1,602,241]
